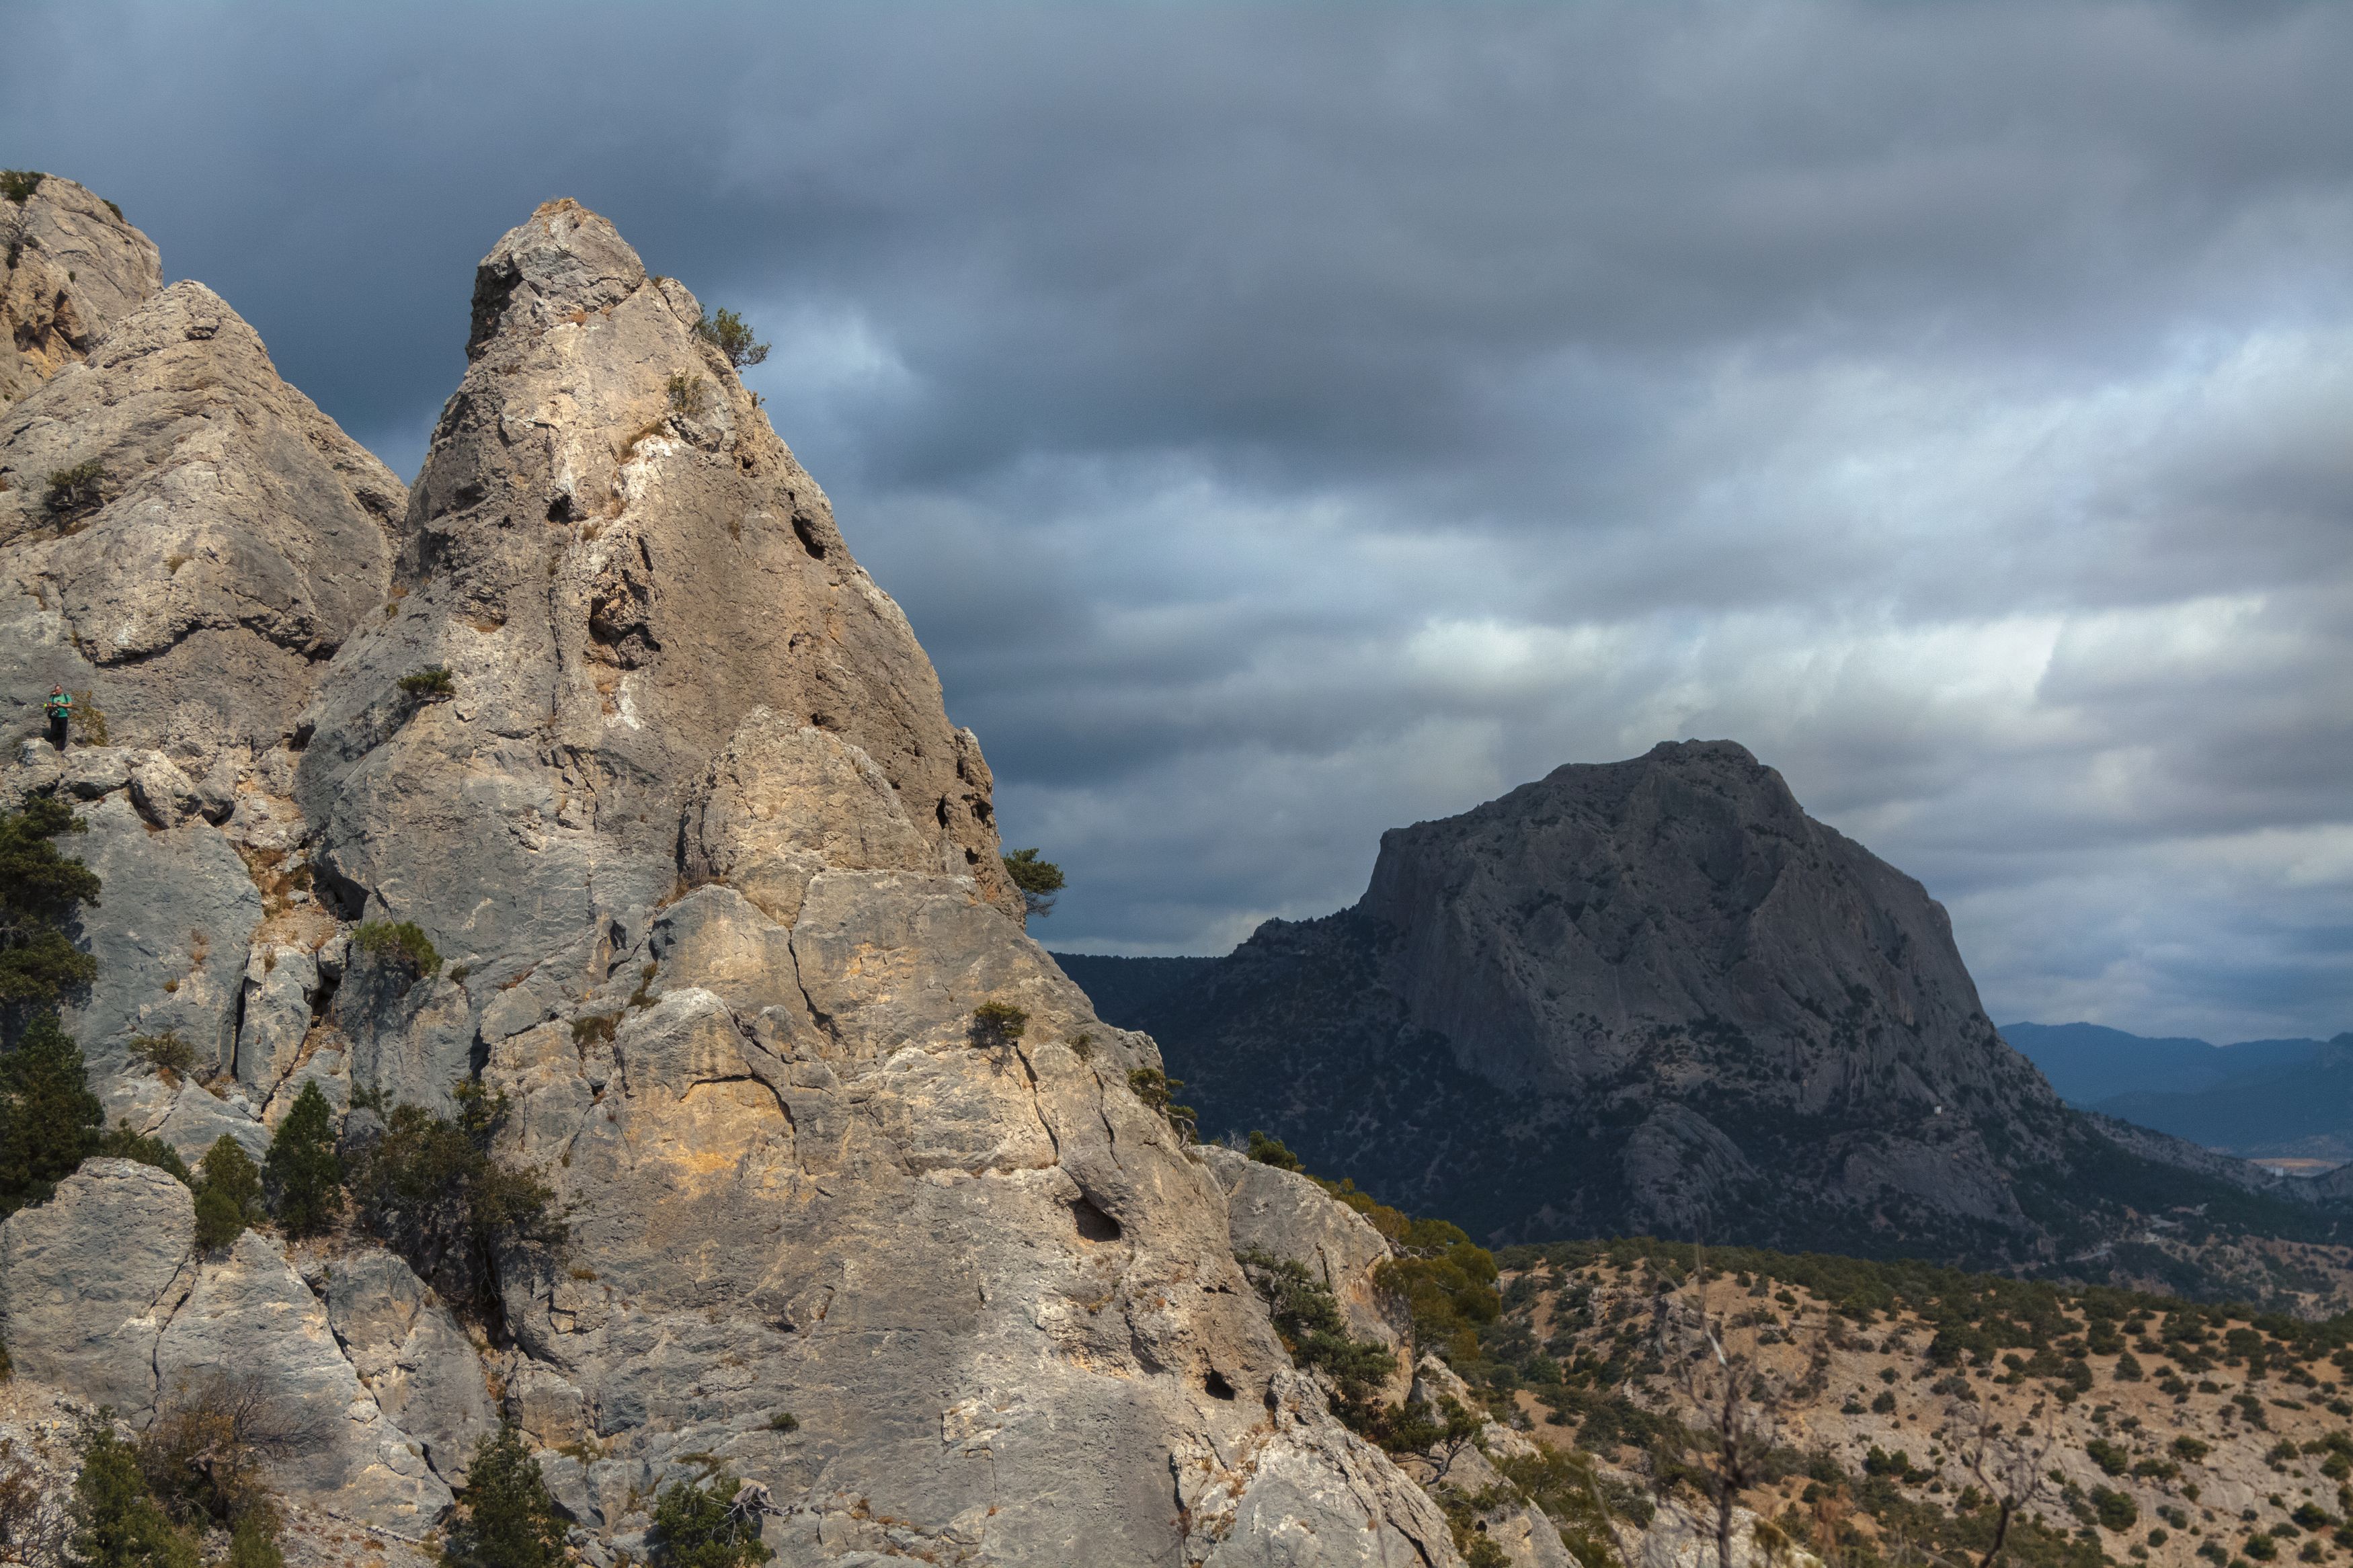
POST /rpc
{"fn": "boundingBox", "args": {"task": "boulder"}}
[0,1158,194,1411]
[322,1247,496,1487]
[235,942,321,1096]
[155,1231,450,1532]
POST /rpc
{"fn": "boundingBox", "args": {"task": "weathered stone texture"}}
[0,176,161,406]
[0,1159,194,1411]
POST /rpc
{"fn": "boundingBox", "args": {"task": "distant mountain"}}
[2090,1038,2353,1161]
[1060,741,2344,1269]
[1999,1021,2327,1108]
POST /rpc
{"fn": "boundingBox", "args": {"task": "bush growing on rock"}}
[191,1136,263,1251]
[971,1000,1027,1046]
[1246,1129,1301,1171]
[354,918,440,981]
[0,794,102,1009]
[66,1427,200,1568]
[0,170,44,204]
[0,1010,104,1214]
[349,1081,565,1323]
[95,1120,192,1184]
[126,1031,196,1081]
[1237,1247,1397,1405]
[262,1081,342,1237]
[692,306,768,370]
[137,1373,303,1544]
[1127,1067,1197,1142]
[396,666,454,702]
[43,458,108,524]
[650,1468,775,1568]
[441,1423,565,1568]
[1000,848,1064,919]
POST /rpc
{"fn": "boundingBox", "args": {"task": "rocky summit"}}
[0,188,1472,1565]
[1064,741,2344,1264]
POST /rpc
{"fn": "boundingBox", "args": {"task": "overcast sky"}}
[9,1,2352,1044]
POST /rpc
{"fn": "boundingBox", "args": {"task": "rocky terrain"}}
[1062,744,2346,1268]
[1468,1239,2353,1568]
[0,175,1492,1565]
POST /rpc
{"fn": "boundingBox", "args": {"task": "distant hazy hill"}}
[1999,1021,2326,1105]
[1999,1022,2349,1159]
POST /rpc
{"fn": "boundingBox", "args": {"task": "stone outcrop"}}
[1,175,161,407]
[0,1158,195,1411]
[1,192,1471,1563]
[1066,743,2327,1262]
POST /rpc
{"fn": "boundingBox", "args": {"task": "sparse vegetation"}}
[96,1120,192,1184]
[0,171,44,205]
[0,794,102,1007]
[1127,1066,1198,1142]
[649,1467,775,1567]
[693,306,769,370]
[70,690,109,745]
[1000,848,1064,919]
[348,1081,565,1323]
[971,999,1029,1046]
[767,1410,799,1433]
[439,1422,566,1568]
[1246,1128,1302,1171]
[1238,1246,1398,1405]
[397,665,454,701]
[666,372,712,419]
[67,1426,200,1568]
[0,1010,104,1215]
[354,918,441,980]
[42,458,107,523]
[126,1030,196,1080]
[191,1135,263,1252]
[262,1080,342,1237]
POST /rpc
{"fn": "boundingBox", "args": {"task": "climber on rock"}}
[43,686,71,750]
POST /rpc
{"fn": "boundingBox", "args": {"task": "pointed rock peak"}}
[467,197,651,356]
[1,173,162,405]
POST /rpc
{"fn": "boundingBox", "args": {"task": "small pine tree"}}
[692,307,769,371]
[0,1009,104,1214]
[67,1428,200,1568]
[191,1137,262,1251]
[263,1081,343,1237]
[651,1468,773,1568]
[96,1120,192,1184]
[1000,848,1064,920]
[442,1423,565,1568]
[0,795,102,1007]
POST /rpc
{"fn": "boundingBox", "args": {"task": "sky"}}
[7,1,2352,1044]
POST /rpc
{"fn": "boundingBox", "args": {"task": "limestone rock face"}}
[0,1159,195,1411]
[1,190,1464,1563]
[0,175,161,406]
[157,1231,451,1531]
[0,280,404,764]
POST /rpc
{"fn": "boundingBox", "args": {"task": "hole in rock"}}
[547,493,576,523]
[1070,1196,1122,1243]
[1203,1370,1237,1401]
[791,513,828,560]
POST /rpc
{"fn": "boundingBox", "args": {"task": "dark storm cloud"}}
[9,1,2353,1040]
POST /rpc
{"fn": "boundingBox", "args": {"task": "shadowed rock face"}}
[1071,743,2325,1260]
[1,175,161,407]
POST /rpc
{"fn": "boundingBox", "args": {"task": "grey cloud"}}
[9,1,2353,1040]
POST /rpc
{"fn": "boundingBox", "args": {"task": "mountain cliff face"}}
[0,194,1470,1565]
[1064,742,2338,1262]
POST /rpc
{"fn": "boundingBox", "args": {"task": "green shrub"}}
[440,1423,565,1568]
[1238,1247,1397,1403]
[396,665,454,701]
[693,307,769,370]
[650,1467,774,1567]
[263,1081,342,1237]
[0,794,102,1007]
[70,692,109,746]
[43,458,107,522]
[97,1120,192,1184]
[0,171,44,205]
[2248,1533,2278,1561]
[1000,848,1064,919]
[190,1137,262,1251]
[767,1410,799,1432]
[1127,1067,1197,1142]
[354,919,440,980]
[0,1010,104,1214]
[2091,1487,2139,1532]
[2116,1350,2145,1381]
[1246,1129,1301,1171]
[666,372,712,418]
[2087,1437,2130,1477]
[67,1427,200,1568]
[348,1082,565,1322]
[2176,1436,2212,1462]
[971,1000,1028,1046]
[126,1031,196,1079]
